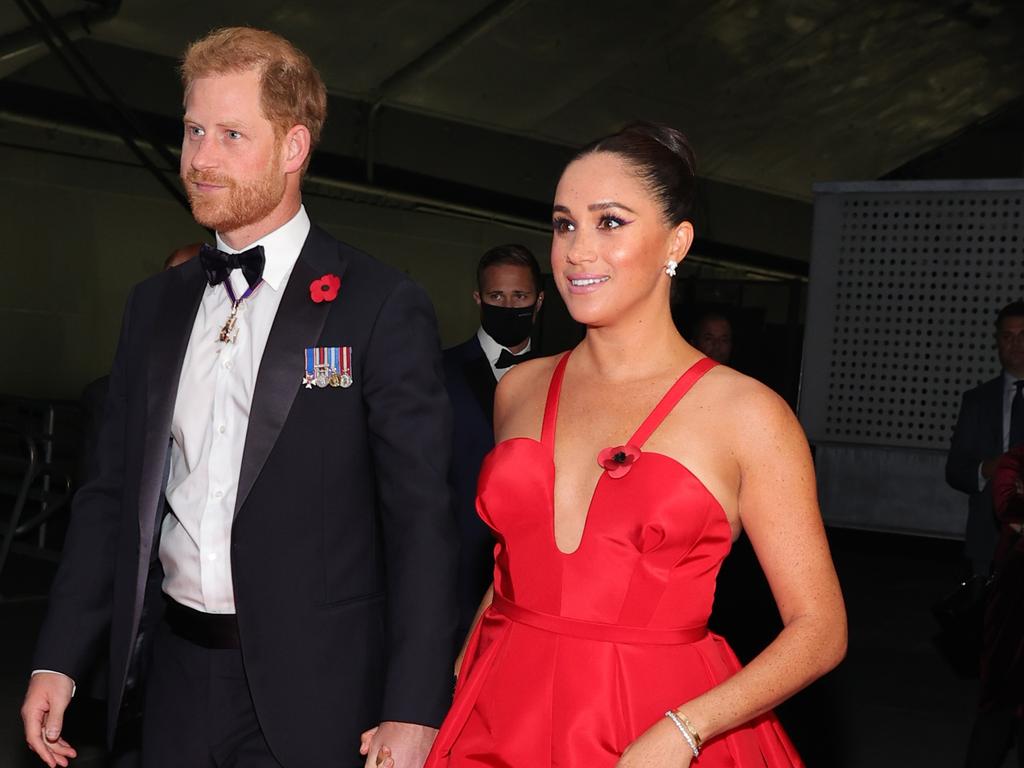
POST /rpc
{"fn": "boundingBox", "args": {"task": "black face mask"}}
[480,301,537,348]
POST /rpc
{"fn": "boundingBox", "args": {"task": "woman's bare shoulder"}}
[494,353,565,436]
[699,365,809,460]
[702,363,788,409]
[691,364,800,437]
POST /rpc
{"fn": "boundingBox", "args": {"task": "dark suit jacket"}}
[32,225,459,767]
[442,336,498,642]
[78,375,109,488]
[946,374,1004,575]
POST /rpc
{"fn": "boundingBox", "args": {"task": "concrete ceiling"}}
[1,0,1021,270]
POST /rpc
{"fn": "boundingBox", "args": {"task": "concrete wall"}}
[0,137,550,400]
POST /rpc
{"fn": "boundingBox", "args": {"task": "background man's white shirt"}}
[477,327,531,383]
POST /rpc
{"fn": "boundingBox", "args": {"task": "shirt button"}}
[213,490,224,499]
[218,424,226,434]
[207,552,217,561]
[223,360,233,370]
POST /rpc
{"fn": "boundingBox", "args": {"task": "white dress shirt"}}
[160,206,310,614]
[977,370,1022,491]
[476,327,532,383]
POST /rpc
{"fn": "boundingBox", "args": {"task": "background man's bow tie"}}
[495,348,534,369]
[199,243,266,288]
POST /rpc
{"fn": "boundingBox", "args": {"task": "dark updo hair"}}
[571,121,697,226]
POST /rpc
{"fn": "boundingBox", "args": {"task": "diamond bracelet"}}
[664,709,700,758]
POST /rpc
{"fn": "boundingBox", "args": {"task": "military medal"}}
[303,346,353,389]
[315,347,330,388]
[303,348,316,388]
[327,347,342,388]
[338,346,353,388]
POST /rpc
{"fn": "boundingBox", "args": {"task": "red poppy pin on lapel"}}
[310,274,341,303]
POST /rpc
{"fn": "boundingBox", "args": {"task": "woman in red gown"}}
[365,123,846,767]
[966,446,1024,766]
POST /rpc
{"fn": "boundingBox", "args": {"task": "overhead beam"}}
[12,0,188,211]
[882,94,1024,180]
[0,77,809,279]
[364,0,531,182]
[0,0,120,64]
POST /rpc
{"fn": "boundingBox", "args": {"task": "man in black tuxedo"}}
[947,301,1024,578]
[949,301,1024,768]
[442,245,543,643]
[22,27,456,768]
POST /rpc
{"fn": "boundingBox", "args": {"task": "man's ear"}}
[473,290,482,306]
[283,125,311,174]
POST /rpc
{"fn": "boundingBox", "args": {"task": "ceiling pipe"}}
[0,109,807,281]
[364,0,531,183]
[13,0,190,211]
[0,108,807,280]
[0,0,120,64]
[22,0,180,173]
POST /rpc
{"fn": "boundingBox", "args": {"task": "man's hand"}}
[21,673,77,767]
[359,721,437,768]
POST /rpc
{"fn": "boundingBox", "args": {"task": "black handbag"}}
[931,573,993,678]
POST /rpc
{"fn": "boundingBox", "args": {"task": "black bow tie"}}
[495,348,533,369]
[199,243,266,288]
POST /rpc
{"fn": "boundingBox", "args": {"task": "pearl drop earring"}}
[665,260,678,277]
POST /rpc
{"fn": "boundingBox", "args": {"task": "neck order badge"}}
[198,244,267,344]
[304,346,352,389]
[218,280,263,343]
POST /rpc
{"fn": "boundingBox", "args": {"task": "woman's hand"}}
[615,716,693,768]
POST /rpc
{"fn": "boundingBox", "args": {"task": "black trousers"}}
[141,621,283,768]
[964,708,1024,768]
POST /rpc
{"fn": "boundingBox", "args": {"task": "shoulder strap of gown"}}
[629,357,718,448]
[540,352,572,450]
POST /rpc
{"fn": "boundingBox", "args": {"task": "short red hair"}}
[181,27,327,172]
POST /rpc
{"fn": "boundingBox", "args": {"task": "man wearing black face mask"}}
[442,244,544,643]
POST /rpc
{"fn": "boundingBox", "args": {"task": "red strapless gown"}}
[425,353,802,767]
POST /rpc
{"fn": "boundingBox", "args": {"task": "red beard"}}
[182,155,285,234]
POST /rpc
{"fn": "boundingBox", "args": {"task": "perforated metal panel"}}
[801,180,1024,451]
[800,180,1024,537]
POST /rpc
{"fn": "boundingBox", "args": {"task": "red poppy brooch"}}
[597,444,642,479]
[310,274,341,303]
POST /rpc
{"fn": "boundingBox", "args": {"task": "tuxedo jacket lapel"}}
[462,341,497,428]
[234,226,345,517]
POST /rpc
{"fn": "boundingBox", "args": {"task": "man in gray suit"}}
[947,300,1024,577]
